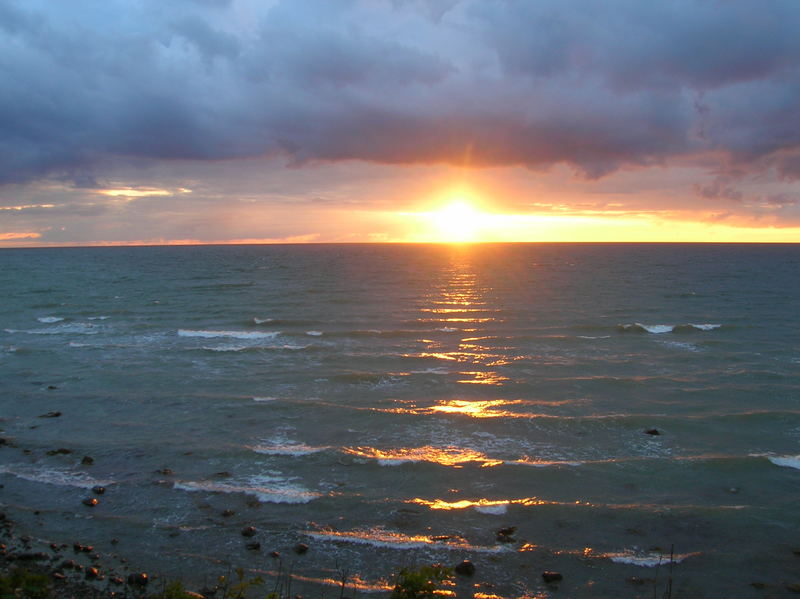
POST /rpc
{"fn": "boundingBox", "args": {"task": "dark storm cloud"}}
[1,0,799,185]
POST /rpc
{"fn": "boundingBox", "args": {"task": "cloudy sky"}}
[2,0,800,245]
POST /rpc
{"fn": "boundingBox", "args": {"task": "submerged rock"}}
[293,543,309,555]
[644,428,661,435]
[38,411,61,418]
[81,456,94,465]
[47,448,72,456]
[221,509,235,517]
[245,542,261,551]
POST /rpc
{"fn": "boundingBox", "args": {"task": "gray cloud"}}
[1,0,799,187]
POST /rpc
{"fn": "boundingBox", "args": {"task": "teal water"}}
[1,243,799,597]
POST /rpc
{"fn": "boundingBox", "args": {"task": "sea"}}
[1,243,799,598]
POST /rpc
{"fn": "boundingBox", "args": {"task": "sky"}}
[2,0,800,245]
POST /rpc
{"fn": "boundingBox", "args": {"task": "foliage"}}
[0,568,51,599]
[390,564,452,599]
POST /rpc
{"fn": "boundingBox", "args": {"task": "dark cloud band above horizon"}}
[2,0,800,187]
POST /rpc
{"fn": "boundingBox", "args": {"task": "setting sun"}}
[429,199,483,243]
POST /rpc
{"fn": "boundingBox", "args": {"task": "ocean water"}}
[1,243,799,598]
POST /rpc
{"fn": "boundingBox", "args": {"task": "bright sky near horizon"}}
[2,0,800,245]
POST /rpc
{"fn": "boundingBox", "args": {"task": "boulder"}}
[454,560,476,576]
[644,428,661,436]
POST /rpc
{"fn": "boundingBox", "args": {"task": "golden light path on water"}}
[341,445,504,467]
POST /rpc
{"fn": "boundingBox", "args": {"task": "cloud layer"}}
[2,0,800,188]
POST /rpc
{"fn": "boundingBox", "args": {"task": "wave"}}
[603,549,697,567]
[0,465,113,489]
[173,475,320,504]
[200,343,309,352]
[36,316,65,323]
[617,323,723,334]
[342,445,503,467]
[253,396,277,402]
[768,455,800,470]
[250,443,327,456]
[253,317,274,324]
[4,323,98,335]
[178,329,280,340]
[305,330,323,336]
[303,527,510,553]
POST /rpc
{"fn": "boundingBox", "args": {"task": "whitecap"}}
[768,455,800,470]
[0,465,113,489]
[253,317,274,324]
[250,443,327,456]
[474,504,508,515]
[178,329,280,340]
[437,327,457,333]
[87,316,110,321]
[37,316,64,323]
[605,550,696,566]
[306,331,323,336]
[253,396,277,402]
[690,323,722,331]
[639,324,673,334]
[303,528,510,553]
[173,475,320,504]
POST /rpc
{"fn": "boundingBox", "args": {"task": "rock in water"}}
[293,543,309,555]
[241,526,257,537]
[82,497,98,507]
[644,428,661,435]
[128,572,149,586]
[542,571,563,583]
[454,560,476,576]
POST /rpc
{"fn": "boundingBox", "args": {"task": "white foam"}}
[253,396,277,402]
[690,323,722,331]
[178,329,280,340]
[5,323,98,335]
[174,475,320,504]
[253,317,274,324]
[37,316,64,323]
[304,528,510,553]
[306,331,323,336]
[87,316,109,320]
[250,443,327,456]
[0,465,112,489]
[639,324,673,334]
[437,327,457,333]
[606,550,695,567]
[474,504,508,515]
[768,455,800,470]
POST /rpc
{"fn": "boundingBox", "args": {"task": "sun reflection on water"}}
[341,445,503,467]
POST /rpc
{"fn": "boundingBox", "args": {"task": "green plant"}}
[0,568,51,599]
[390,564,452,599]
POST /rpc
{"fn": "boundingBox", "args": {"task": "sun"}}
[429,199,482,242]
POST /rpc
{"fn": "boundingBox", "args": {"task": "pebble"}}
[86,567,101,579]
[82,497,98,507]
[92,485,106,495]
[81,456,94,465]
[269,551,280,558]
[241,526,257,537]
[293,543,309,555]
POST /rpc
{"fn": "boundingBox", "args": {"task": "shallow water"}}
[1,243,799,597]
